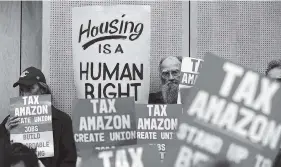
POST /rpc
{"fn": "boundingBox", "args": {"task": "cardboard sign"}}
[72,97,137,153]
[80,144,161,167]
[177,57,203,104]
[72,5,151,103]
[165,53,281,167]
[164,140,229,167]
[10,95,54,158]
[136,104,183,161]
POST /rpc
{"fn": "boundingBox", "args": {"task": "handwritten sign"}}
[177,57,203,104]
[72,97,137,153]
[10,95,54,158]
[164,53,281,167]
[136,104,182,161]
[80,144,161,167]
[72,5,151,103]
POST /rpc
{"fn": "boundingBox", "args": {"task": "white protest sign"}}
[72,97,137,154]
[136,104,183,161]
[10,95,54,158]
[72,5,151,103]
[177,57,203,104]
[80,144,161,167]
[164,53,281,167]
[180,57,203,88]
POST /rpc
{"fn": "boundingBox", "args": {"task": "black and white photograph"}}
[2,1,281,167]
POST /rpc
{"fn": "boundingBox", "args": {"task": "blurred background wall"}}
[190,1,281,74]
[0,1,42,122]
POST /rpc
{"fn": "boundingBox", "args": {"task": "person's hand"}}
[38,160,45,167]
[4,116,20,132]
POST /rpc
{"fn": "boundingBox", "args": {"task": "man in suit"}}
[1,67,77,167]
[148,56,182,104]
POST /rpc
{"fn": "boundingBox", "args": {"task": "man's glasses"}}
[161,70,180,79]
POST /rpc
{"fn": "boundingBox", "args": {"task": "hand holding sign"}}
[5,116,20,132]
[9,95,54,158]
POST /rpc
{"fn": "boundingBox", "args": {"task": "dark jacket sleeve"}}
[59,113,77,167]
[148,93,155,104]
[0,116,10,139]
[0,126,10,167]
[0,117,11,167]
[273,150,281,167]
[148,92,164,104]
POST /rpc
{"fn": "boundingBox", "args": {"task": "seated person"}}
[9,143,39,167]
[1,67,77,167]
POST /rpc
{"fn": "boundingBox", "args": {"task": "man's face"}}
[19,84,42,96]
[267,67,281,81]
[11,161,26,167]
[160,57,181,84]
[160,57,181,104]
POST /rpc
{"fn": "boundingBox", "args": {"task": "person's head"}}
[266,60,281,82]
[13,67,51,96]
[9,143,39,167]
[159,56,182,104]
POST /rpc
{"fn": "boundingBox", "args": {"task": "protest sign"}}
[10,95,54,158]
[72,5,151,103]
[136,104,182,161]
[164,140,230,167]
[165,53,281,167]
[177,57,203,104]
[80,144,161,167]
[72,97,137,153]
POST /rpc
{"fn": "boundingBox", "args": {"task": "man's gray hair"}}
[159,56,183,70]
[266,59,281,76]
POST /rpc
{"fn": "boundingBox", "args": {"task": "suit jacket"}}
[1,106,77,167]
[148,91,165,104]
